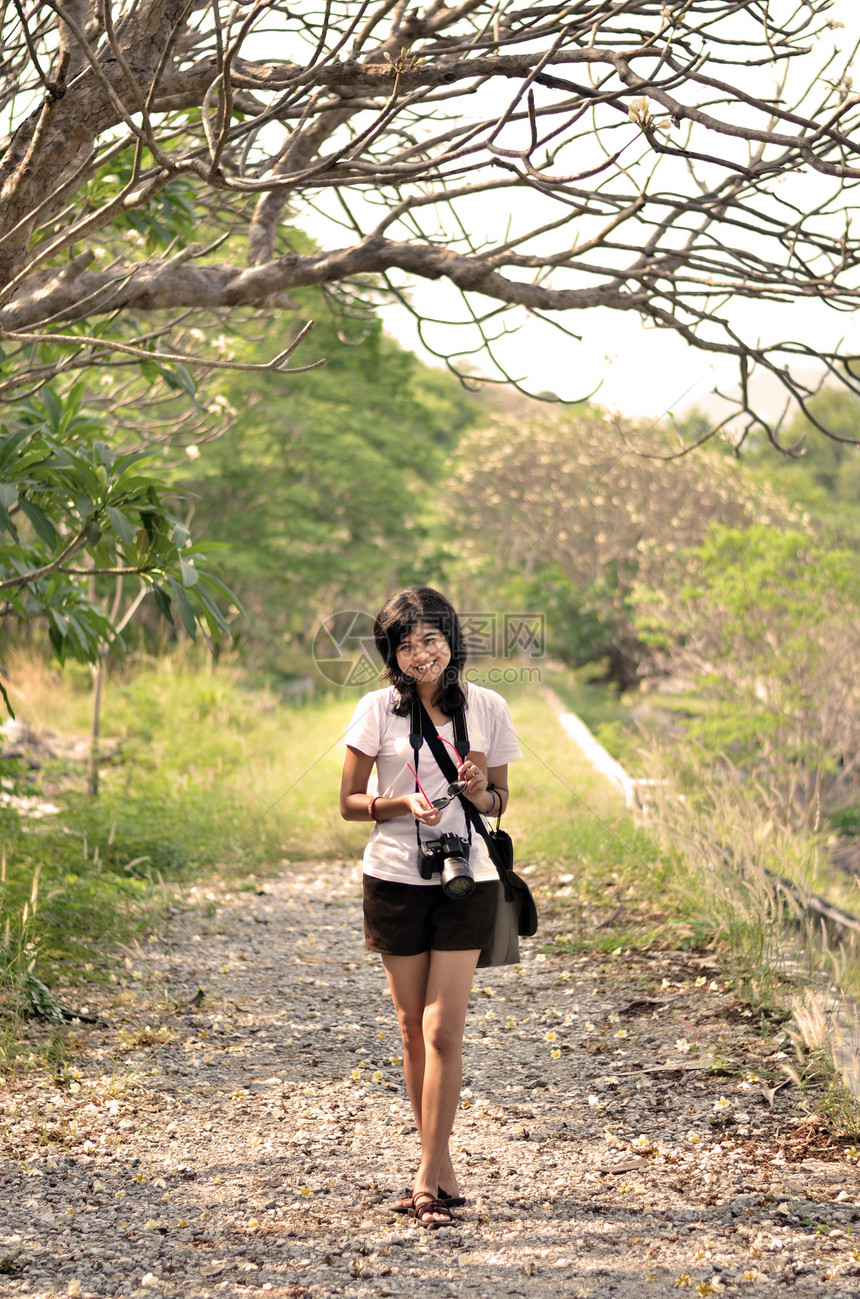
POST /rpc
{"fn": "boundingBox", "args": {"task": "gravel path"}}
[2,859,860,1298]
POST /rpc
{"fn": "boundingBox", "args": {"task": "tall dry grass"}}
[638,738,860,1123]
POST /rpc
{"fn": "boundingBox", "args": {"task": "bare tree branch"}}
[0,318,324,373]
[1,1,860,441]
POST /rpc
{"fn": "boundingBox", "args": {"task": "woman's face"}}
[395,619,452,686]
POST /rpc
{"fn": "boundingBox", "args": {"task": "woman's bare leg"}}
[383,948,479,1219]
[382,951,431,1136]
[412,948,478,1207]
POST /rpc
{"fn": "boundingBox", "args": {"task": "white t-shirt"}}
[345,683,523,886]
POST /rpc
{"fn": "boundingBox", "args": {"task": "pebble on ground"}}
[2,861,860,1298]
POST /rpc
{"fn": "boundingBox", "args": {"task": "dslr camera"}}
[418,833,474,898]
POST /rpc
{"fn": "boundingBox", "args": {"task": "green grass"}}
[539,666,643,769]
[517,675,860,1129]
[0,654,677,1002]
[509,686,663,875]
[8,649,860,1129]
[0,651,368,1032]
[1,655,716,1014]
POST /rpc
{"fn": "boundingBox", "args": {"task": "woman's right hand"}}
[403,792,443,826]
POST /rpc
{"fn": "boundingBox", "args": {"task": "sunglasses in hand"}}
[430,778,467,810]
[406,764,468,811]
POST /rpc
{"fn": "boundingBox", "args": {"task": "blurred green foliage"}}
[637,522,860,827]
[743,389,860,546]
[170,300,483,666]
[445,408,791,686]
[0,380,234,691]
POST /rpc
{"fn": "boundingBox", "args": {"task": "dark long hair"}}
[374,586,466,717]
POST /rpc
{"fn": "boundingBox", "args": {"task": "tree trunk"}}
[88,655,104,797]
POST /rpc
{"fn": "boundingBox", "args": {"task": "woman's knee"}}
[422,1013,462,1058]
[397,1010,425,1049]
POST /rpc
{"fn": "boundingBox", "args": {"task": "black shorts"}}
[363,876,498,957]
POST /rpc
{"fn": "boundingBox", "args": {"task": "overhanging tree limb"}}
[2,1,860,446]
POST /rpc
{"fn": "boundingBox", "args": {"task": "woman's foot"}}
[393,1187,465,1212]
[410,1190,455,1228]
[437,1153,461,1200]
[393,1148,463,1212]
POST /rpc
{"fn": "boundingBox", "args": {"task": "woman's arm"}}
[340,746,377,821]
[457,757,509,817]
[339,745,442,825]
[483,764,510,818]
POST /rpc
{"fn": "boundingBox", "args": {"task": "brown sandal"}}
[410,1190,456,1228]
[393,1188,465,1213]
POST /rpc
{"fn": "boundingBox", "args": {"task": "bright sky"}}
[367,0,860,422]
[378,280,860,423]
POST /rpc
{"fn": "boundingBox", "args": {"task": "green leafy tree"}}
[0,382,233,704]
[177,304,481,660]
[637,524,860,825]
[446,411,793,685]
[742,391,860,547]
[5,0,860,671]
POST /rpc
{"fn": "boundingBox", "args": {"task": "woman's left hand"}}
[458,759,488,803]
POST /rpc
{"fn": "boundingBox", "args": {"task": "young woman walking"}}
[340,587,521,1227]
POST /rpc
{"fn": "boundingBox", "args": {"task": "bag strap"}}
[487,783,502,833]
[412,695,509,880]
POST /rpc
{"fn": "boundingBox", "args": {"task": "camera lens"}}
[441,854,475,898]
